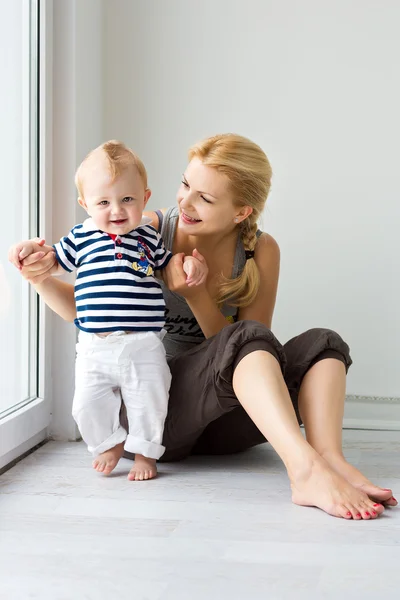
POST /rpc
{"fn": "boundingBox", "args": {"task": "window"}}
[0,0,50,469]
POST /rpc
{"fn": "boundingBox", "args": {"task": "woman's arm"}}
[188,234,280,336]
[186,290,230,338]
[238,233,280,329]
[188,235,279,336]
[162,254,231,339]
[33,277,76,322]
[163,234,280,338]
[18,247,77,321]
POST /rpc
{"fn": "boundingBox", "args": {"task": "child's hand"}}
[8,238,46,271]
[183,249,208,287]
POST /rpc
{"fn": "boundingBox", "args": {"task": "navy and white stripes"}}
[54,218,172,333]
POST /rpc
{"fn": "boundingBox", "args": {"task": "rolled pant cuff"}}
[89,426,127,457]
[124,434,165,459]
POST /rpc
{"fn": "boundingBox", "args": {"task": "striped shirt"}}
[54,217,172,333]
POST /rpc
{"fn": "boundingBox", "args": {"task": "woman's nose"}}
[180,192,194,209]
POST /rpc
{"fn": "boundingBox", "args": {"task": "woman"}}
[14,133,396,519]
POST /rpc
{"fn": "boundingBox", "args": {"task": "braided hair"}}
[188,134,272,307]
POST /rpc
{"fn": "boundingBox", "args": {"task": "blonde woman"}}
[12,134,397,519]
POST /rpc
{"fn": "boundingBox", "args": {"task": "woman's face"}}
[176,158,248,235]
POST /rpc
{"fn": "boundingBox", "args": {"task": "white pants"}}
[72,330,171,459]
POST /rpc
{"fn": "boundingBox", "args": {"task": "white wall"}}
[102,0,400,398]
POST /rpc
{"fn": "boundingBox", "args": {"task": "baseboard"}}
[0,429,48,472]
[343,395,400,431]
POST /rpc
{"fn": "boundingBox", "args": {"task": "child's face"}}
[78,160,150,235]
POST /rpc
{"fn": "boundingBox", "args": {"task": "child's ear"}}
[143,188,152,207]
[77,197,88,211]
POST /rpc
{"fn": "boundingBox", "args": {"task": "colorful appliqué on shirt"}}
[132,237,154,276]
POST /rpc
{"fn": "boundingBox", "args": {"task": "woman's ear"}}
[235,205,253,223]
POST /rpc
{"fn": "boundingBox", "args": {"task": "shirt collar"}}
[81,215,153,234]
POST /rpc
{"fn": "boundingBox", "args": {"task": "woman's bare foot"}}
[321,451,397,507]
[127,454,157,481]
[290,455,386,519]
[92,442,125,475]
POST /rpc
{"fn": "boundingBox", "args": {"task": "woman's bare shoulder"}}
[143,208,167,232]
[238,232,280,327]
[255,232,280,265]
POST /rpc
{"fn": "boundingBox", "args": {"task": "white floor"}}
[0,430,399,600]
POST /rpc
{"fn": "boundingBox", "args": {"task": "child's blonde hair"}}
[188,133,272,308]
[75,140,148,197]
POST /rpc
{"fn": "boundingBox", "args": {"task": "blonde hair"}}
[189,133,272,308]
[75,140,148,197]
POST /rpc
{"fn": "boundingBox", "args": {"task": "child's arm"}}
[153,233,207,287]
[183,249,208,287]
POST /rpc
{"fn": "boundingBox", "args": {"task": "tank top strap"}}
[154,209,164,232]
[159,206,179,252]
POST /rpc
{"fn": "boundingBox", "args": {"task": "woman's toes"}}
[372,503,385,515]
[345,506,360,520]
[337,505,352,519]
[358,484,393,503]
[365,500,383,518]
[383,496,398,507]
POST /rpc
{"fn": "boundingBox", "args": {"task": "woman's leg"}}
[297,357,397,506]
[233,350,385,519]
[158,321,288,462]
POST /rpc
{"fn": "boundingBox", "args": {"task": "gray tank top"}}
[159,206,255,359]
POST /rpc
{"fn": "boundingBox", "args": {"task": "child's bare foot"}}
[127,454,157,481]
[290,455,386,519]
[321,451,397,507]
[92,442,125,475]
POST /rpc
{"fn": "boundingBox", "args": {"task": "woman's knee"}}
[285,327,352,372]
[225,320,284,358]
[215,320,286,390]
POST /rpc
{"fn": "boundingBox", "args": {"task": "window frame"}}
[0,0,53,470]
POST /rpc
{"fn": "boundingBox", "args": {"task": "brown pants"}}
[123,321,352,462]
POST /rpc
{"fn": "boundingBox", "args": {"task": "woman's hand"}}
[8,237,46,270]
[8,238,59,284]
[163,249,208,298]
